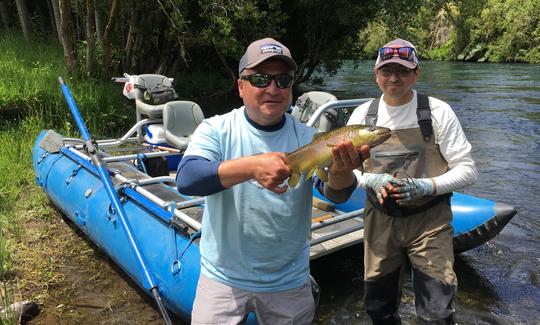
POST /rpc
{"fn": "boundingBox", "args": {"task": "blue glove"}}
[389,178,434,205]
[364,173,402,204]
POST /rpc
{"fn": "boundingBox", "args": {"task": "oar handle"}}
[58,77,173,325]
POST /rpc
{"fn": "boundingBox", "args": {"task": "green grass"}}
[0,32,133,135]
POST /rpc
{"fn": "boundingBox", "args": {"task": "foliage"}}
[354,0,540,64]
[355,0,452,60]
[465,0,540,63]
[3,0,431,90]
[282,0,382,82]
[0,33,131,136]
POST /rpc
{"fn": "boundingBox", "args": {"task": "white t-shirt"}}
[347,90,477,194]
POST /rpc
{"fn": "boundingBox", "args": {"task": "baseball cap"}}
[374,38,419,70]
[238,38,297,74]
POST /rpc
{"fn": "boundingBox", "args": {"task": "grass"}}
[0,32,133,135]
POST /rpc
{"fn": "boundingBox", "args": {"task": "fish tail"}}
[288,172,301,188]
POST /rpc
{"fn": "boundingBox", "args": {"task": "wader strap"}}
[367,94,432,142]
[366,98,379,127]
[416,93,433,142]
[368,192,452,217]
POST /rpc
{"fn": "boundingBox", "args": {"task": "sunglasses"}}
[379,47,416,62]
[378,66,416,77]
[240,73,293,89]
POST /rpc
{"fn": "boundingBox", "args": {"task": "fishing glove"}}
[364,173,400,203]
[390,178,434,205]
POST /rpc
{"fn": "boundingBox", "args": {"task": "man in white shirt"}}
[347,38,477,324]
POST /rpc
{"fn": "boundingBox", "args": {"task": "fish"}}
[286,125,391,187]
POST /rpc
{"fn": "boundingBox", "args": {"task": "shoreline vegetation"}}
[0,0,538,321]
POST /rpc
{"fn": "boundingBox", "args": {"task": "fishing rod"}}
[58,77,173,325]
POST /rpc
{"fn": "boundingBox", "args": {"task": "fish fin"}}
[305,167,317,181]
[316,168,328,182]
[312,132,327,141]
[288,172,301,188]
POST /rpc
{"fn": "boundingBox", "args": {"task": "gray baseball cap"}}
[238,38,297,74]
[374,38,419,70]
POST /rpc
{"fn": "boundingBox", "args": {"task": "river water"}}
[307,61,540,324]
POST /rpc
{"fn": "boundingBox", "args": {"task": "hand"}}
[389,178,434,205]
[328,142,370,175]
[251,152,291,194]
[327,142,370,189]
[364,173,402,205]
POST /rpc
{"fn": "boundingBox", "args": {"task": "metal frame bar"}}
[310,223,364,246]
[306,98,373,127]
[311,209,364,230]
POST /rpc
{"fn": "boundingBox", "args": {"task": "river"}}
[307,61,540,324]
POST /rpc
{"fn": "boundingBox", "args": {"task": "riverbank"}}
[11,196,180,324]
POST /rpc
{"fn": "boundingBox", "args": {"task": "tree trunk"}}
[59,0,77,75]
[94,0,103,44]
[123,10,135,72]
[14,0,31,40]
[0,0,10,30]
[85,0,95,76]
[47,0,57,36]
[101,0,118,78]
[51,0,62,42]
[132,33,143,71]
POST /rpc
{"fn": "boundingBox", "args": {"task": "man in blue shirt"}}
[176,37,369,324]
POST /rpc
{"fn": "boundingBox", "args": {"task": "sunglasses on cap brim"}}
[379,47,416,62]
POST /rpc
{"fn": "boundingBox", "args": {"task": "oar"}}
[58,77,173,325]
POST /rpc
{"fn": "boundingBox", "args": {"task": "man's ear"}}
[238,78,244,98]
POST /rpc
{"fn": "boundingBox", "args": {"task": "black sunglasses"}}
[240,73,293,89]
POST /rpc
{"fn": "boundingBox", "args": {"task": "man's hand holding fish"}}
[326,142,370,190]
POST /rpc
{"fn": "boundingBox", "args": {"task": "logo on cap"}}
[260,44,283,55]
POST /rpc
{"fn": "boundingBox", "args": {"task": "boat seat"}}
[293,91,344,132]
[163,101,204,150]
[133,74,178,118]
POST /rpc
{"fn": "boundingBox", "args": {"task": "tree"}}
[85,0,95,76]
[14,0,31,39]
[51,0,62,42]
[283,0,384,83]
[0,0,11,30]
[100,0,118,78]
[59,0,76,75]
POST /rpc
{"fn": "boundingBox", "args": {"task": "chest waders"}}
[362,93,456,325]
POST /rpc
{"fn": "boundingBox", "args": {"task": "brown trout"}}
[287,125,391,187]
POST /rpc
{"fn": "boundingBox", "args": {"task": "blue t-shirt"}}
[183,107,317,291]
